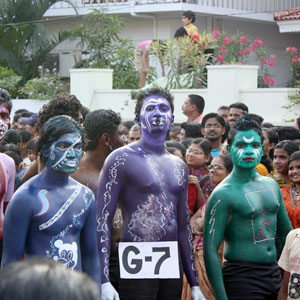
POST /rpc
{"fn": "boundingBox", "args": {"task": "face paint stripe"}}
[243,136,254,143]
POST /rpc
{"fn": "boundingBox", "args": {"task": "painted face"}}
[45,132,83,174]
[289,159,300,185]
[139,95,173,135]
[229,130,263,168]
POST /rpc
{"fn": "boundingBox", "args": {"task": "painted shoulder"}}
[69,177,95,200]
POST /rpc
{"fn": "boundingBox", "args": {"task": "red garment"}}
[188,184,197,216]
[281,186,300,228]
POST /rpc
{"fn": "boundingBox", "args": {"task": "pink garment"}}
[136,40,152,53]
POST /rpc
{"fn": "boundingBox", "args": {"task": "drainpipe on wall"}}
[130,1,157,39]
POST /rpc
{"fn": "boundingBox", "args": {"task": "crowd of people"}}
[0,85,299,300]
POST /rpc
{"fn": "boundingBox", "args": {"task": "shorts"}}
[134,48,148,72]
[222,261,281,300]
[118,277,183,300]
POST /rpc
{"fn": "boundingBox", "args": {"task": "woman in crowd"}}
[270,140,299,188]
[281,151,300,228]
[182,154,233,300]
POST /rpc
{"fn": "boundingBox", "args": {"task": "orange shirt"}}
[281,186,300,229]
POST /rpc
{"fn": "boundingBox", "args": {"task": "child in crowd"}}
[26,139,37,163]
[278,228,300,299]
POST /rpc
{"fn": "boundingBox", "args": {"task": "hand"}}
[192,217,204,236]
[191,286,206,300]
[145,67,151,74]
[101,282,120,300]
[188,175,201,191]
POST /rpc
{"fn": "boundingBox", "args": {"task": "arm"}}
[21,159,38,183]
[96,151,125,299]
[188,175,205,212]
[1,190,32,267]
[80,192,101,291]
[277,271,290,300]
[142,50,150,74]
[3,155,15,205]
[203,191,229,300]
[177,166,205,299]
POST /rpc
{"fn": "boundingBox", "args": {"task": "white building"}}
[44,0,300,87]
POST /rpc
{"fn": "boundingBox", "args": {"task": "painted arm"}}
[177,166,205,299]
[203,191,229,300]
[1,190,31,267]
[96,151,125,299]
[80,192,101,293]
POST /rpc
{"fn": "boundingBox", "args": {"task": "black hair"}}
[135,87,174,116]
[84,109,122,151]
[129,124,141,133]
[0,259,99,300]
[289,151,300,164]
[0,143,20,156]
[166,147,182,156]
[122,121,135,130]
[274,140,299,157]
[18,130,34,144]
[80,106,90,122]
[165,141,186,153]
[296,117,300,130]
[191,138,212,156]
[38,93,82,130]
[222,123,230,143]
[15,109,29,114]
[201,112,225,128]
[26,139,37,151]
[188,94,205,114]
[260,155,273,173]
[262,128,279,159]
[180,138,193,149]
[37,115,83,165]
[227,117,263,147]
[216,154,233,173]
[229,102,249,113]
[174,27,188,38]
[217,105,229,111]
[0,88,12,113]
[262,122,274,128]
[275,126,300,141]
[182,10,196,23]
[249,113,264,126]
[0,130,21,146]
[181,122,202,139]
[4,151,21,166]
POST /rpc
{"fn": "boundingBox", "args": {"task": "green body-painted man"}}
[203,119,292,300]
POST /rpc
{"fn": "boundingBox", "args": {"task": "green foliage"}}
[0,0,73,80]
[284,81,300,114]
[0,66,22,98]
[20,66,69,100]
[70,9,139,89]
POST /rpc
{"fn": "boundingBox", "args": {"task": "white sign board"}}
[118,241,180,279]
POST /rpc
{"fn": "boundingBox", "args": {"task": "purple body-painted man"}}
[1,116,101,293]
[96,88,205,300]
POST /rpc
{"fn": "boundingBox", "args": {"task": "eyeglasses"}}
[204,124,222,129]
[208,165,224,171]
[186,148,205,155]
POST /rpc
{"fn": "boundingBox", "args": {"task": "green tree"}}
[0,0,73,80]
[70,9,139,89]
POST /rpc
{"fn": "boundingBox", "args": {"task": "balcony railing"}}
[51,0,300,12]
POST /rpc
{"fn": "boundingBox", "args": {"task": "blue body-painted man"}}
[97,88,205,300]
[1,116,100,291]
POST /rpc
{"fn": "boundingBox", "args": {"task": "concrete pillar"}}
[70,68,113,109]
[207,65,258,105]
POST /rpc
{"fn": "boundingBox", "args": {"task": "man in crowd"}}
[217,106,230,124]
[127,124,141,144]
[97,87,205,300]
[182,94,205,123]
[203,117,292,299]
[20,113,39,138]
[228,102,248,127]
[201,113,226,158]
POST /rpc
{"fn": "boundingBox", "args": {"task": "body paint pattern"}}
[244,188,279,244]
[113,210,123,229]
[53,240,78,270]
[209,199,221,243]
[97,153,128,281]
[39,186,81,231]
[46,189,93,268]
[35,189,50,216]
[173,159,186,186]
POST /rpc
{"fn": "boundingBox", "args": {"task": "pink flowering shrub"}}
[286,47,300,87]
[212,30,276,87]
